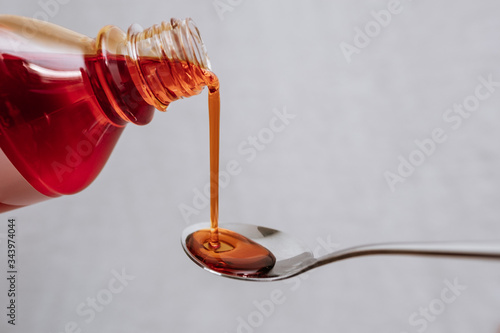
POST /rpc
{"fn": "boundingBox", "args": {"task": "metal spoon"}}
[181,222,500,282]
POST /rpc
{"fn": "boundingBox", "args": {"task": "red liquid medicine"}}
[0,15,276,275]
[0,15,212,212]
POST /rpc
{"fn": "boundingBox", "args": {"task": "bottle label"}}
[0,148,50,211]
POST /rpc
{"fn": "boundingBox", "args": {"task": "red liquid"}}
[185,74,277,276]
[0,52,153,210]
[0,34,276,275]
[186,228,276,276]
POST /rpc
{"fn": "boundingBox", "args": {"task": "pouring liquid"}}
[0,43,275,275]
[185,74,276,276]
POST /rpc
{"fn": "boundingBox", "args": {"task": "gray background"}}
[1,0,500,332]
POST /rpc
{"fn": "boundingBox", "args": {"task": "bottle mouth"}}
[126,18,213,110]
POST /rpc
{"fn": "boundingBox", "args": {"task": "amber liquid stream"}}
[185,73,276,276]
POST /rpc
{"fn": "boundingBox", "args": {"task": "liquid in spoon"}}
[185,71,276,276]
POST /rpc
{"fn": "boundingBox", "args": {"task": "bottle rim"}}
[125,18,213,111]
[127,18,211,71]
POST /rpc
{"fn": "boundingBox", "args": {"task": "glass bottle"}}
[0,15,214,213]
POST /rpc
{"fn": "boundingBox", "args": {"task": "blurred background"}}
[1,0,500,332]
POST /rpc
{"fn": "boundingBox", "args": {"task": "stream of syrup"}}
[185,72,276,276]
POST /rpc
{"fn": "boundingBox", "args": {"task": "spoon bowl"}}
[182,222,314,281]
[182,222,500,282]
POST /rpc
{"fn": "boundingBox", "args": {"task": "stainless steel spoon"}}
[181,222,500,282]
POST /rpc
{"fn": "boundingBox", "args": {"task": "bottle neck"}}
[126,19,213,111]
[95,19,214,125]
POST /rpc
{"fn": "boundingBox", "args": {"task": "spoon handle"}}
[314,241,500,267]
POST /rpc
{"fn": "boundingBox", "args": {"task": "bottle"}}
[0,15,214,213]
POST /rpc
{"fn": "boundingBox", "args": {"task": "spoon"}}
[181,222,500,282]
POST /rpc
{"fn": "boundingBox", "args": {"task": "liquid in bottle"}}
[0,16,210,212]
